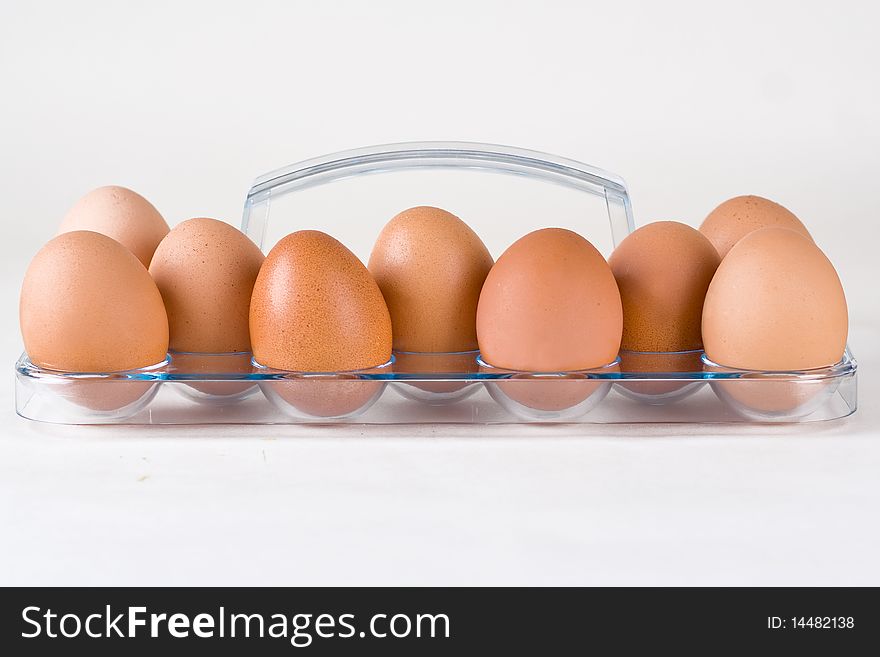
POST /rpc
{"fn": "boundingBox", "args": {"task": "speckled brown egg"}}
[249,230,392,372]
[476,228,622,372]
[699,195,811,258]
[20,230,169,372]
[702,226,848,371]
[149,218,265,353]
[58,186,170,267]
[609,221,720,352]
[368,206,493,352]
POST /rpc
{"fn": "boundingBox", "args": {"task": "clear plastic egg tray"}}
[14,143,858,425]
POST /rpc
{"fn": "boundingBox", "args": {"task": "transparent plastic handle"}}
[240,141,635,250]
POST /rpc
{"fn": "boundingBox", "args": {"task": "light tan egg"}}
[368,206,493,353]
[20,230,168,413]
[702,226,848,417]
[150,218,265,353]
[477,227,622,372]
[609,221,720,352]
[476,228,622,416]
[702,226,847,370]
[58,186,170,267]
[699,195,811,258]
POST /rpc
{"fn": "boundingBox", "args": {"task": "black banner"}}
[0,587,874,654]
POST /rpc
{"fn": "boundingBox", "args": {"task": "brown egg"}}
[702,227,847,418]
[476,228,622,372]
[368,206,493,352]
[58,186,170,267]
[21,230,169,372]
[150,218,265,353]
[610,221,720,352]
[20,231,168,413]
[702,226,847,371]
[699,195,811,258]
[249,230,392,372]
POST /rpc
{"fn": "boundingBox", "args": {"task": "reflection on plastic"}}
[710,378,837,421]
[254,360,391,420]
[480,359,618,421]
[14,350,857,425]
[616,350,704,405]
[261,375,385,420]
[49,378,157,419]
[703,357,840,421]
[169,352,258,404]
[392,351,479,405]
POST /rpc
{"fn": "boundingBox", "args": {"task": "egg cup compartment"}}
[390,351,481,406]
[615,350,706,405]
[15,348,858,424]
[167,351,259,405]
[253,359,391,420]
[15,355,165,421]
[479,357,618,421]
[14,143,859,425]
[701,354,853,422]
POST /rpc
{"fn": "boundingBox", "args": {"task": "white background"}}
[1,0,878,585]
